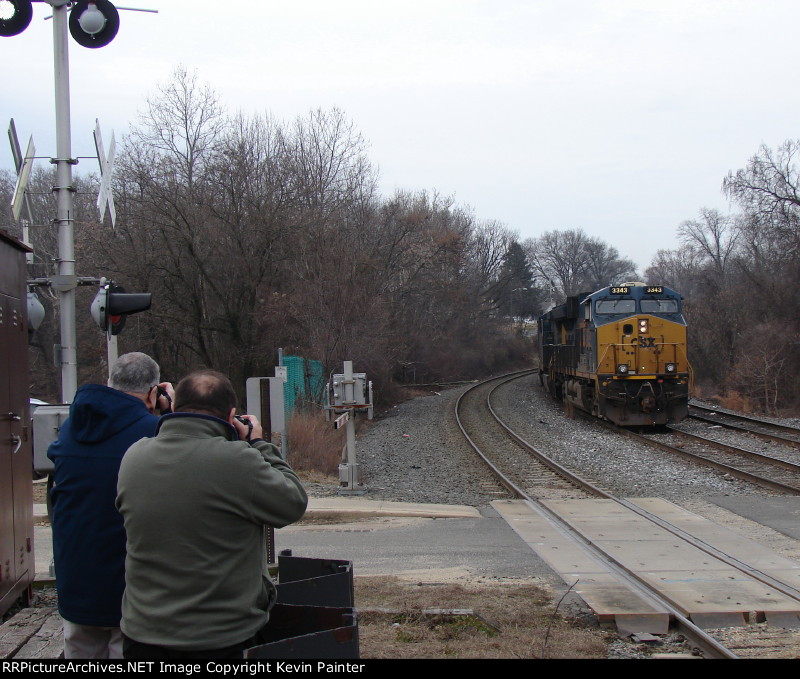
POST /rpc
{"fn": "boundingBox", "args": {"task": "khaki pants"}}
[63,619,123,659]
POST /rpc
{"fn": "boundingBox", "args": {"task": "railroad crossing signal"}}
[91,281,151,336]
[8,120,35,223]
[94,120,117,227]
[0,1,33,37]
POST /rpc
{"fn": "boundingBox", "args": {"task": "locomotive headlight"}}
[638,318,648,333]
[616,364,629,375]
[665,362,677,374]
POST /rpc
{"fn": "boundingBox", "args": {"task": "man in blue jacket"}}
[48,352,173,659]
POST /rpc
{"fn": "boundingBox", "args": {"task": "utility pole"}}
[2,0,154,402]
[51,1,78,401]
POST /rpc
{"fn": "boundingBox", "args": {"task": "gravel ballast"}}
[348,374,769,506]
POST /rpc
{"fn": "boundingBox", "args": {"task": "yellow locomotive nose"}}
[538,282,690,425]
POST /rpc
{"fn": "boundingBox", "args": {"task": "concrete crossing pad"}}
[492,499,671,634]
[493,497,800,631]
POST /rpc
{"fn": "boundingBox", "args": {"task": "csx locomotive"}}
[538,282,691,426]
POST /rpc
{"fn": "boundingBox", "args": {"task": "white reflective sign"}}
[11,136,35,222]
[94,119,117,227]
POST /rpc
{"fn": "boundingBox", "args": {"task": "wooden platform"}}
[0,605,62,659]
[492,497,800,633]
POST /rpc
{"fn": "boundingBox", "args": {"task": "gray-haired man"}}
[48,352,173,659]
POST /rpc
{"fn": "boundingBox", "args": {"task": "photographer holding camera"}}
[48,352,174,659]
[116,369,308,659]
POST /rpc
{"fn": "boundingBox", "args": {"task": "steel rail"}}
[688,405,800,450]
[457,373,738,659]
[600,421,800,609]
[667,425,800,472]
[690,403,800,434]
[485,380,612,499]
[612,424,800,496]
[568,415,800,604]
[453,370,535,499]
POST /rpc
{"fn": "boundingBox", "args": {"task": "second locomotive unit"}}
[538,282,691,426]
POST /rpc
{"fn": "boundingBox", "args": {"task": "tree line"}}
[2,68,538,404]
[6,67,793,415]
[645,141,800,415]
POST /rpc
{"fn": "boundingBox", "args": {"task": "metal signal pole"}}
[51,1,78,402]
[3,0,148,402]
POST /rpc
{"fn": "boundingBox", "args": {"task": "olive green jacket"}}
[116,413,308,651]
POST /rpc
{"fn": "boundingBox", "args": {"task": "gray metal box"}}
[32,404,69,474]
[330,373,368,407]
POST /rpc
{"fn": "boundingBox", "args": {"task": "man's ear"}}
[227,407,236,424]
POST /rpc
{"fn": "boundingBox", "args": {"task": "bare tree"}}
[288,107,377,225]
[523,228,635,301]
[129,64,226,191]
[731,322,800,414]
[644,247,703,296]
[524,229,591,300]
[723,140,800,223]
[677,208,740,281]
[578,238,637,291]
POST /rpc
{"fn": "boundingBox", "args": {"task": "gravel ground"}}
[355,386,503,506]
[338,375,776,507]
[331,376,800,658]
[19,379,800,659]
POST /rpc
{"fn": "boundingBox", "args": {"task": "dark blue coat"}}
[48,384,158,627]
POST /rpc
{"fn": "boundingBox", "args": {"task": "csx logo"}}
[631,337,657,347]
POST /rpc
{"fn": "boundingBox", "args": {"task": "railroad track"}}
[689,403,800,450]
[455,373,749,659]
[613,424,800,496]
[455,370,607,501]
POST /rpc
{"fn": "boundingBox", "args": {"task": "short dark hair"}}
[173,370,237,420]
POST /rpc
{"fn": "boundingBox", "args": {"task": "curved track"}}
[612,423,800,496]
[689,403,800,450]
[456,372,740,659]
[455,370,608,501]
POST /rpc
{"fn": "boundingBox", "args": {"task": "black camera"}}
[155,386,172,413]
[234,415,253,441]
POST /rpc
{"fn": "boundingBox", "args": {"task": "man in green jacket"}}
[116,370,308,659]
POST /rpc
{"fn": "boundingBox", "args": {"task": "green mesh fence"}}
[282,355,324,419]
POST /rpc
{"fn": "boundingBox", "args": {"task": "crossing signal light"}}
[0,0,121,47]
[91,282,151,336]
[0,1,32,37]
[69,0,120,49]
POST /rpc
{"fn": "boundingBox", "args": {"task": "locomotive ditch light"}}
[665,362,677,374]
[638,318,648,333]
[616,364,629,375]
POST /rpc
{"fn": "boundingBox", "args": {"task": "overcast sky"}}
[3,0,799,271]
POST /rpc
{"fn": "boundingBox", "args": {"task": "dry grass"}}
[286,410,345,475]
[695,384,754,413]
[355,576,611,659]
[717,390,755,414]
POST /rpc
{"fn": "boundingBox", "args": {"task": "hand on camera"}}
[156,382,175,413]
[233,414,263,442]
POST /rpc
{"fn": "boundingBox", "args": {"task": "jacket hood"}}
[69,384,152,444]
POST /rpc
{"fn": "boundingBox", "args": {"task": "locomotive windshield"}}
[596,299,636,314]
[640,299,679,313]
